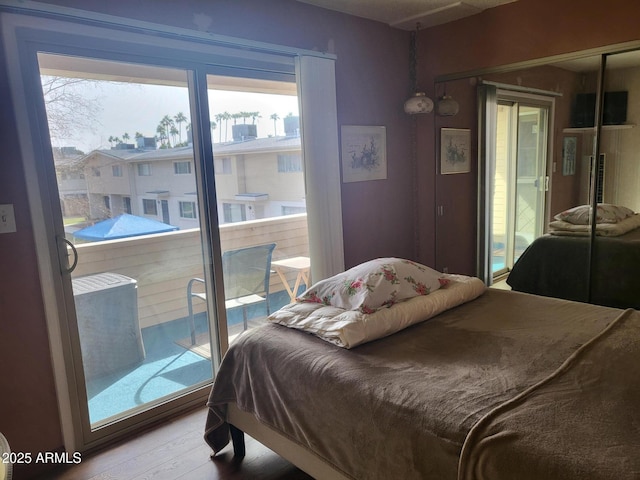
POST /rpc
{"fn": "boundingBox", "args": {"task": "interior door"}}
[36,51,220,447]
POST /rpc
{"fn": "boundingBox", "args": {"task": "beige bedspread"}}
[205,290,628,480]
[459,307,640,480]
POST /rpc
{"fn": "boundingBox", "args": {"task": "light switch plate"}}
[0,204,17,233]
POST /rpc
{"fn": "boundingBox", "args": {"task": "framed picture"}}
[340,125,387,183]
[440,128,471,174]
[562,136,577,176]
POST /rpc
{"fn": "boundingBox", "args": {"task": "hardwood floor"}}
[44,407,313,480]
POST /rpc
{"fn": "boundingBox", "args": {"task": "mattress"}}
[205,289,631,479]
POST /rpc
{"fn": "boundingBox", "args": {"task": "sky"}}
[45,78,300,153]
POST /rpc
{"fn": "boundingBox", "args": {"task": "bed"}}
[205,261,640,480]
[507,212,640,309]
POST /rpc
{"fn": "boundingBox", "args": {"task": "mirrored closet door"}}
[589,49,640,309]
[435,46,640,309]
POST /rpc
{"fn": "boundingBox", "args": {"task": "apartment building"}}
[57,124,305,232]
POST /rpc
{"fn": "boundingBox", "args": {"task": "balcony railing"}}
[71,214,309,328]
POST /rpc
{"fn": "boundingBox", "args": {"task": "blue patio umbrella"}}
[73,213,178,241]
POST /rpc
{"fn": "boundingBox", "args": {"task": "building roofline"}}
[84,136,302,162]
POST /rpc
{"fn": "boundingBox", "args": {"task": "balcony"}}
[72,213,309,327]
[69,214,309,425]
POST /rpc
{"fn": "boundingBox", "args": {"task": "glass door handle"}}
[57,235,78,274]
[534,176,550,191]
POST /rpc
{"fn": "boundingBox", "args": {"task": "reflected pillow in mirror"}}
[554,204,635,225]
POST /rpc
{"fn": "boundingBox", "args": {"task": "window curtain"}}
[296,55,345,281]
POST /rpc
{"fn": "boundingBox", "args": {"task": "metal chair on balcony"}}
[187,243,276,345]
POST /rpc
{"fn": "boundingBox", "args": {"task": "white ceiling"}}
[295,0,519,30]
[294,0,640,72]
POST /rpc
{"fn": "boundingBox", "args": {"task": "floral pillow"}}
[554,204,635,225]
[296,258,444,314]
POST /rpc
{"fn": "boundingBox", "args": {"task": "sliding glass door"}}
[3,8,341,452]
[513,105,548,265]
[35,52,220,442]
[479,85,553,282]
[492,101,549,277]
[205,76,310,347]
[34,52,312,446]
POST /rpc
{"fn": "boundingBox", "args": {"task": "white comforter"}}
[268,274,486,348]
[549,213,640,237]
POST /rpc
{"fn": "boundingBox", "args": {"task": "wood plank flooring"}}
[43,407,313,480]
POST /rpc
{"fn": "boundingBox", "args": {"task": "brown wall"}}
[4,0,640,477]
[417,0,640,275]
[0,41,65,479]
[35,0,417,267]
[0,1,412,477]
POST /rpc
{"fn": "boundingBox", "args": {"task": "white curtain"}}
[296,55,345,281]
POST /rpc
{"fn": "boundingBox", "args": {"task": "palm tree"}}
[174,112,187,144]
[170,125,179,146]
[133,132,144,149]
[108,135,115,147]
[251,111,261,125]
[156,124,167,147]
[122,132,130,144]
[214,113,224,143]
[160,115,175,148]
[222,112,231,142]
[270,113,280,136]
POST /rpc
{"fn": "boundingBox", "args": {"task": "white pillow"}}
[554,204,635,225]
[296,258,444,313]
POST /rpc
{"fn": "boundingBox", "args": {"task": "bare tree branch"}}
[40,75,103,144]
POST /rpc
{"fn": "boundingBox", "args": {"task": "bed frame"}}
[206,288,640,480]
[226,403,350,479]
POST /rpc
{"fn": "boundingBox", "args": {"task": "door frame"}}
[477,83,556,284]
[7,35,223,452]
[2,7,342,453]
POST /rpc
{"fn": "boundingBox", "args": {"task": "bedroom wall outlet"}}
[0,204,17,233]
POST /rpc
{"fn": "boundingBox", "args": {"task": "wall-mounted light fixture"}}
[404,23,433,115]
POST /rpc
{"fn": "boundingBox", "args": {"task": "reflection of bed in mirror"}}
[507,209,640,309]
